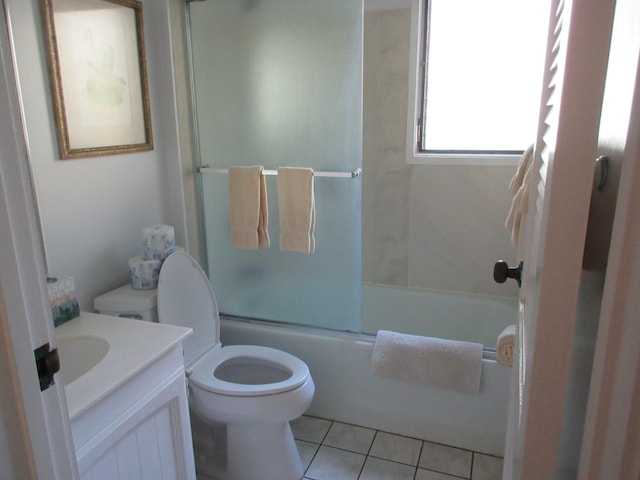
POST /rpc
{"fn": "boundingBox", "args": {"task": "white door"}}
[0,3,78,478]
[502,0,618,477]
[577,0,640,476]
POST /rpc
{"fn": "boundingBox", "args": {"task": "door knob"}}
[493,260,523,287]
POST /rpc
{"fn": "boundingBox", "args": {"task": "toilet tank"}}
[94,284,158,323]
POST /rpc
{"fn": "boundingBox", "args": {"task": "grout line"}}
[319,419,333,444]
[414,440,425,480]
[365,429,378,456]
[470,451,475,479]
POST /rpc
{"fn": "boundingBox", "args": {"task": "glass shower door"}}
[189,0,362,331]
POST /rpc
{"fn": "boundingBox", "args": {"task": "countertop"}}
[55,312,192,419]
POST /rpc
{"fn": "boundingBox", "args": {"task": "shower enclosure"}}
[190,0,363,332]
[189,0,519,340]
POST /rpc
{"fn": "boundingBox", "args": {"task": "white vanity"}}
[55,312,195,479]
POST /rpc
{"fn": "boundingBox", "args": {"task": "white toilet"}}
[156,252,315,480]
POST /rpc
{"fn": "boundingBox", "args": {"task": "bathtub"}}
[220,285,517,456]
[362,283,518,345]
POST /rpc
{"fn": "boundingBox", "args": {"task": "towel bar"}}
[198,166,362,178]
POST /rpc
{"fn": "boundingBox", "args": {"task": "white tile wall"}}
[362,8,519,300]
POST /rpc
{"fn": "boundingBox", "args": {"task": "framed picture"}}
[41,0,153,159]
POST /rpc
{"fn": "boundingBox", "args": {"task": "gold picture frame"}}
[41,0,153,159]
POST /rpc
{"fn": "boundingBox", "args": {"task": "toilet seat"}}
[158,252,310,397]
[189,344,310,396]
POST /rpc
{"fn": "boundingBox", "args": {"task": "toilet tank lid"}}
[94,283,157,312]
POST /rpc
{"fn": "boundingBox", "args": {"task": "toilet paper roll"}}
[46,275,80,327]
[128,256,162,290]
[496,324,516,366]
[143,225,175,260]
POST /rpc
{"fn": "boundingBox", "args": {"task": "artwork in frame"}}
[41,0,153,159]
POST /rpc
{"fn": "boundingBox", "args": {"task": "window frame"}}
[405,0,522,166]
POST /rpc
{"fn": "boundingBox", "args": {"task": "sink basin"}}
[57,335,110,384]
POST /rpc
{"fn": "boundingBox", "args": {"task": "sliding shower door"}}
[189,0,362,331]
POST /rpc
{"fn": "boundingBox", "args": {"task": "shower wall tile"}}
[362,11,382,284]
[408,166,519,298]
[363,8,519,301]
[362,9,412,286]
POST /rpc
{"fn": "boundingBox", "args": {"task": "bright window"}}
[407,0,550,163]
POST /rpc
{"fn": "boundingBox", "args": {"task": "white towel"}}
[371,330,483,394]
[496,324,516,366]
[508,145,534,194]
[506,145,534,257]
[277,167,315,254]
[228,166,270,249]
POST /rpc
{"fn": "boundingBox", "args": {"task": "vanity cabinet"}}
[56,312,195,480]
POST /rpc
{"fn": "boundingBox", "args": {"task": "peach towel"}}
[506,145,534,258]
[228,166,270,249]
[277,167,315,254]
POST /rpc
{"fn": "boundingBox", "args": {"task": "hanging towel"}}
[228,166,270,249]
[371,330,483,394]
[277,167,315,254]
[496,324,516,366]
[505,145,534,257]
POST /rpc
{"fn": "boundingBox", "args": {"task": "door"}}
[502,0,617,477]
[0,3,78,477]
[577,0,640,475]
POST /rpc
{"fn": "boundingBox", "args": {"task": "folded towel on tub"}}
[371,330,483,394]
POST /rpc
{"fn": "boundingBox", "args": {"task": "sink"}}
[57,335,110,384]
[55,312,192,419]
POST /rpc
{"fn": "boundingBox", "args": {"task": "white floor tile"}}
[359,457,416,480]
[196,414,501,480]
[323,422,377,454]
[419,441,473,478]
[297,440,320,471]
[291,416,333,443]
[415,468,465,480]
[369,431,423,466]
[472,453,503,480]
[305,445,366,480]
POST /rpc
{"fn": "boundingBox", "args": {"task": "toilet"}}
[96,252,315,480]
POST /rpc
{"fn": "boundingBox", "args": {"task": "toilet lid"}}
[189,345,310,396]
[158,252,221,367]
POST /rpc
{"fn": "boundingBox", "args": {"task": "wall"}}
[4,0,518,315]
[5,0,190,311]
[362,8,519,298]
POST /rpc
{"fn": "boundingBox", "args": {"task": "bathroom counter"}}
[55,311,192,420]
[56,311,196,478]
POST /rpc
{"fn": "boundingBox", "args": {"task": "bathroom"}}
[1,0,639,479]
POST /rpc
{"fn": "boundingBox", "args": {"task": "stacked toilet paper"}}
[129,225,175,290]
[47,276,80,326]
[143,225,176,260]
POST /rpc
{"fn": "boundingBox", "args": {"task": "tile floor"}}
[292,415,503,480]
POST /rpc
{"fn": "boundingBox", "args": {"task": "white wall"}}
[5,0,188,311]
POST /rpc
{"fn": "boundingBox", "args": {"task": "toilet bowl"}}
[157,252,314,480]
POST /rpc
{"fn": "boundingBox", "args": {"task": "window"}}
[407,0,550,165]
